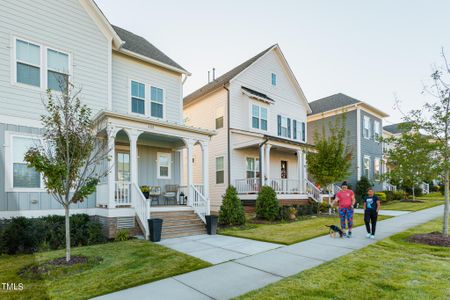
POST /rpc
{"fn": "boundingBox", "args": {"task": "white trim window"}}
[216,156,224,184]
[251,104,268,131]
[374,157,381,181]
[47,48,69,92]
[373,120,381,141]
[246,157,260,179]
[151,86,164,118]
[11,136,41,189]
[363,116,371,139]
[278,115,290,138]
[15,39,41,87]
[116,152,130,181]
[157,152,171,179]
[215,106,224,130]
[131,80,145,114]
[364,155,371,179]
[271,73,277,86]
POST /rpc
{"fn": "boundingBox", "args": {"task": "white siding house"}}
[0,0,214,240]
[184,45,316,212]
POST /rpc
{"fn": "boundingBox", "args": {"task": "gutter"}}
[224,85,231,186]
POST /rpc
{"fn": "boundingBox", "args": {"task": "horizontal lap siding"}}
[112,53,183,123]
[0,0,109,120]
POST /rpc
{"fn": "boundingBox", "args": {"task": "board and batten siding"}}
[229,50,308,136]
[112,52,183,124]
[0,122,96,211]
[184,88,228,211]
[0,0,109,120]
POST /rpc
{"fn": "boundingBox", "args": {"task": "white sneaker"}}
[366,233,371,238]
[370,235,375,239]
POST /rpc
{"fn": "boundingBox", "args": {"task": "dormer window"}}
[271,73,277,86]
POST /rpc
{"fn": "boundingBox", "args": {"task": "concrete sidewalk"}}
[354,208,410,216]
[95,205,444,300]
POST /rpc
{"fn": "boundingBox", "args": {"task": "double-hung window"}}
[246,157,260,179]
[15,39,41,87]
[157,152,171,179]
[373,120,380,141]
[131,81,145,114]
[151,87,164,118]
[363,116,370,139]
[47,49,69,92]
[215,107,224,129]
[216,156,224,184]
[364,155,371,178]
[251,104,267,131]
[12,136,41,188]
[374,157,381,181]
[293,120,306,142]
[301,122,306,142]
[278,115,290,138]
[116,152,130,182]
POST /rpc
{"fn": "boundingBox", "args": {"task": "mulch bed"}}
[408,232,450,247]
[400,199,425,203]
[19,256,103,278]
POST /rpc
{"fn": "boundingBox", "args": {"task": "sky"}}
[95,0,450,125]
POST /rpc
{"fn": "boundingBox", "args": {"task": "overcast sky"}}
[96,0,450,125]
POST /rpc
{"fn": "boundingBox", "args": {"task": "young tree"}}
[24,84,110,261]
[381,131,437,200]
[307,114,353,211]
[403,49,450,236]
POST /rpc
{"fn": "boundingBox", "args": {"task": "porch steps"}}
[150,210,206,239]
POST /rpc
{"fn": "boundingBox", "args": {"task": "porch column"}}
[177,149,184,186]
[297,149,303,193]
[184,138,195,206]
[128,130,141,186]
[107,126,118,208]
[302,150,307,193]
[200,141,210,214]
[265,144,272,185]
[259,144,265,187]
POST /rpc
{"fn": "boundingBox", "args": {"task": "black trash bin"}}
[148,218,163,242]
[205,215,218,235]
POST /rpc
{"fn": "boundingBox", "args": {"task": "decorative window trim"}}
[215,156,225,184]
[157,152,171,179]
[4,131,44,192]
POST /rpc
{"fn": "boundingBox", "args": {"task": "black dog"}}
[326,225,344,238]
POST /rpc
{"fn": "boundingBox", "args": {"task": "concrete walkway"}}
[354,208,410,216]
[95,205,444,300]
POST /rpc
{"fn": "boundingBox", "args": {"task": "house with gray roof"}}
[307,93,390,191]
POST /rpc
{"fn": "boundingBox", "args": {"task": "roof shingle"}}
[309,93,361,115]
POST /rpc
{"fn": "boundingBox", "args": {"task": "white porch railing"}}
[96,182,109,206]
[115,181,132,205]
[191,184,208,223]
[132,182,150,239]
[194,184,205,196]
[305,179,321,202]
[269,178,301,194]
[384,182,397,192]
[332,184,342,195]
[235,178,260,194]
[421,182,430,194]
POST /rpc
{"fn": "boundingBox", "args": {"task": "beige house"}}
[184,45,318,212]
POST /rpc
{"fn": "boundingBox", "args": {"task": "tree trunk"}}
[65,205,71,262]
[412,185,415,201]
[328,185,332,215]
[443,171,449,237]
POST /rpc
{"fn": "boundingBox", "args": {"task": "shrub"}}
[219,186,246,226]
[403,186,423,198]
[374,192,387,202]
[115,229,130,242]
[383,190,394,202]
[318,201,329,213]
[393,190,404,200]
[355,176,372,202]
[0,214,106,255]
[255,186,279,221]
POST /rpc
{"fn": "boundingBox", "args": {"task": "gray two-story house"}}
[307,93,389,191]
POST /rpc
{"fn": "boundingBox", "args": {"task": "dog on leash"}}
[326,225,344,238]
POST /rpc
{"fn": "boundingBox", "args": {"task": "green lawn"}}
[382,192,444,211]
[0,240,210,300]
[218,214,390,245]
[237,218,450,300]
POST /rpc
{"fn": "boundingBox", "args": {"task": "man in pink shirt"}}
[332,181,356,237]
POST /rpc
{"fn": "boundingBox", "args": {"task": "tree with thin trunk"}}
[403,49,450,236]
[24,84,110,261]
[307,114,353,212]
[381,129,437,200]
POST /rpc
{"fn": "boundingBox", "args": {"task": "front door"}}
[281,160,288,179]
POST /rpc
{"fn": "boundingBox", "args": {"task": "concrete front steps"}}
[150,210,207,239]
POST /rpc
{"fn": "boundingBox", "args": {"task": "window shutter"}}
[287,118,291,138]
[302,122,306,142]
[293,120,297,139]
[277,115,281,136]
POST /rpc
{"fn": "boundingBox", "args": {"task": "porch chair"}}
[163,184,179,205]
[149,186,161,206]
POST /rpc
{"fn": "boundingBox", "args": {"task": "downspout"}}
[224,85,231,187]
[259,139,269,189]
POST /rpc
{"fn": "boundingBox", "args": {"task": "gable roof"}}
[112,25,188,74]
[383,122,412,134]
[184,45,276,105]
[309,93,361,115]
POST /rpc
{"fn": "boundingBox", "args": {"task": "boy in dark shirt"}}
[363,187,381,239]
